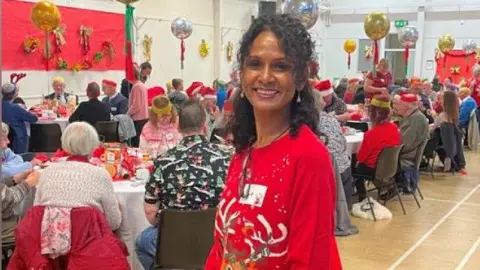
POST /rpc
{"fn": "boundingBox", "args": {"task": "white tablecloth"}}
[26,118,70,136]
[345,132,364,156]
[113,180,149,270]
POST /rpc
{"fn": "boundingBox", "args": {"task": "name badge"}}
[239,184,267,207]
[111,107,117,112]
[166,133,174,141]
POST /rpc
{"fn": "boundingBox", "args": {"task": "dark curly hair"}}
[230,14,320,153]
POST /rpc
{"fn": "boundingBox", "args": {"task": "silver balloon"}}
[463,39,477,54]
[398,26,419,48]
[282,0,319,30]
[171,17,193,40]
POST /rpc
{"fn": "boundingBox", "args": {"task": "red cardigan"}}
[8,206,129,270]
[357,122,401,168]
[205,125,342,270]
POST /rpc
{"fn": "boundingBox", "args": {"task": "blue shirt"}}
[459,96,477,128]
[2,100,38,153]
[216,88,227,111]
[1,148,32,178]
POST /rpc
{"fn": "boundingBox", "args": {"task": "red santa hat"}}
[185,81,204,99]
[200,86,217,100]
[400,93,419,103]
[314,80,334,97]
[102,79,117,87]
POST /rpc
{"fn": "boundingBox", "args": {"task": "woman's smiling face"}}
[241,31,296,113]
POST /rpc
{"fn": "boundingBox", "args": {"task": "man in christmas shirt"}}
[136,101,231,270]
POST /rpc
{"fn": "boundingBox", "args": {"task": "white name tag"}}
[166,133,174,141]
[111,107,117,112]
[239,184,267,207]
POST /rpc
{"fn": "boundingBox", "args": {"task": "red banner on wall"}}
[2,0,125,71]
[435,49,477,84]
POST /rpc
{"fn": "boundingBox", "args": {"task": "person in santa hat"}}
[101,79,128,116]
[198,86,220,138]
[313,79,351,122]
[147,86,166,107]
[184,81,204,100]
[393,93,429,176]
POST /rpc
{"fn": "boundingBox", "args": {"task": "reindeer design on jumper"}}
[215,197,288,269]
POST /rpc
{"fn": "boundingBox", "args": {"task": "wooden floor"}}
[338,150,480,270]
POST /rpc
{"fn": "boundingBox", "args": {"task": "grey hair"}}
[61,122,100,156]
[178,101,207,134]
[0,122,9,137]
[473,64,480,76]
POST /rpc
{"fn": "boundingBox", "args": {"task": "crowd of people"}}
[0,12,477,269]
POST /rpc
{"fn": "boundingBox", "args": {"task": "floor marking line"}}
[388,184,480,270]
[455,235,480,270]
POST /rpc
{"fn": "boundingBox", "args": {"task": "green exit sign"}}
[395,20,409,28]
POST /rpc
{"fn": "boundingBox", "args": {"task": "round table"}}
[345,132,364,156]
[113,180,149,270]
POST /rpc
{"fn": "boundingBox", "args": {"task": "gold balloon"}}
[116,0,140,4]
[364,12,391,41]
[31,1,61,32]
[344,40,357,54]
[438,34,455,53]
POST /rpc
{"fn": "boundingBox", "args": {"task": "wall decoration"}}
[343,39,356,70]
[450,65,460,75]
[462,39,477,72]
[53,24,67,54]
[227,41,233,62]
[199,39,210,58]
[2,0,125,71]
[56,57,68,70]
[23,36,41,53]
[116,0,136,81]
[93,52,104,63]
[364,45,373,60]
[435,49,476,83]
[102,41,116,66]
[80,25,93,55]
[142,34,152,62]
[171,17,193,70]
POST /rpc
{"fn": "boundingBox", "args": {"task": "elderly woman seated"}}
[352,97,401,202]
[69,82,111,127]
[34,122,121,231]
[1,122,42,178]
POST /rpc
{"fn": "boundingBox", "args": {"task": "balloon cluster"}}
[398,26,419,76]
[282,0,320,30]
[171,17,193,70]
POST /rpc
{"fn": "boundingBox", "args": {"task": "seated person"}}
[44,76,78,105]
[168,78,188,111]
[2,83,38,154]
[69,82,111,127]
[393,93,429,168]
[140,96,183,157]
[353,97,401,201]
[136,101,232,270]
[34,122,122,231]
[10,73,28,109]
[1,122,41,178]
[2,170,40,245]
[430,91,467,174]
[313,79,350,121]
[458,87,477,129]
[101,79,128,116]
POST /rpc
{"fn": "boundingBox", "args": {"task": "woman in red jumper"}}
[205,15,342,270]
[353,97,401,201]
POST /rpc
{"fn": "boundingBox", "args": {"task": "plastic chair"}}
[28,123,62,153]
[422,128,440,179]
[353,145,404,221]
[95,121,120,143]
[153,208,217,269]
[412,139,427,201]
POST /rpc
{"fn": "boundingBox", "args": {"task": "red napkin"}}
[57,105,67,117]
[350,113,362,121]
[92,147,105,159]
[34,154,50,163]
[52,149,70,159]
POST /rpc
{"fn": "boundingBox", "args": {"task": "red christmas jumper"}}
[205,125,342,270]
[357,122,401,168]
